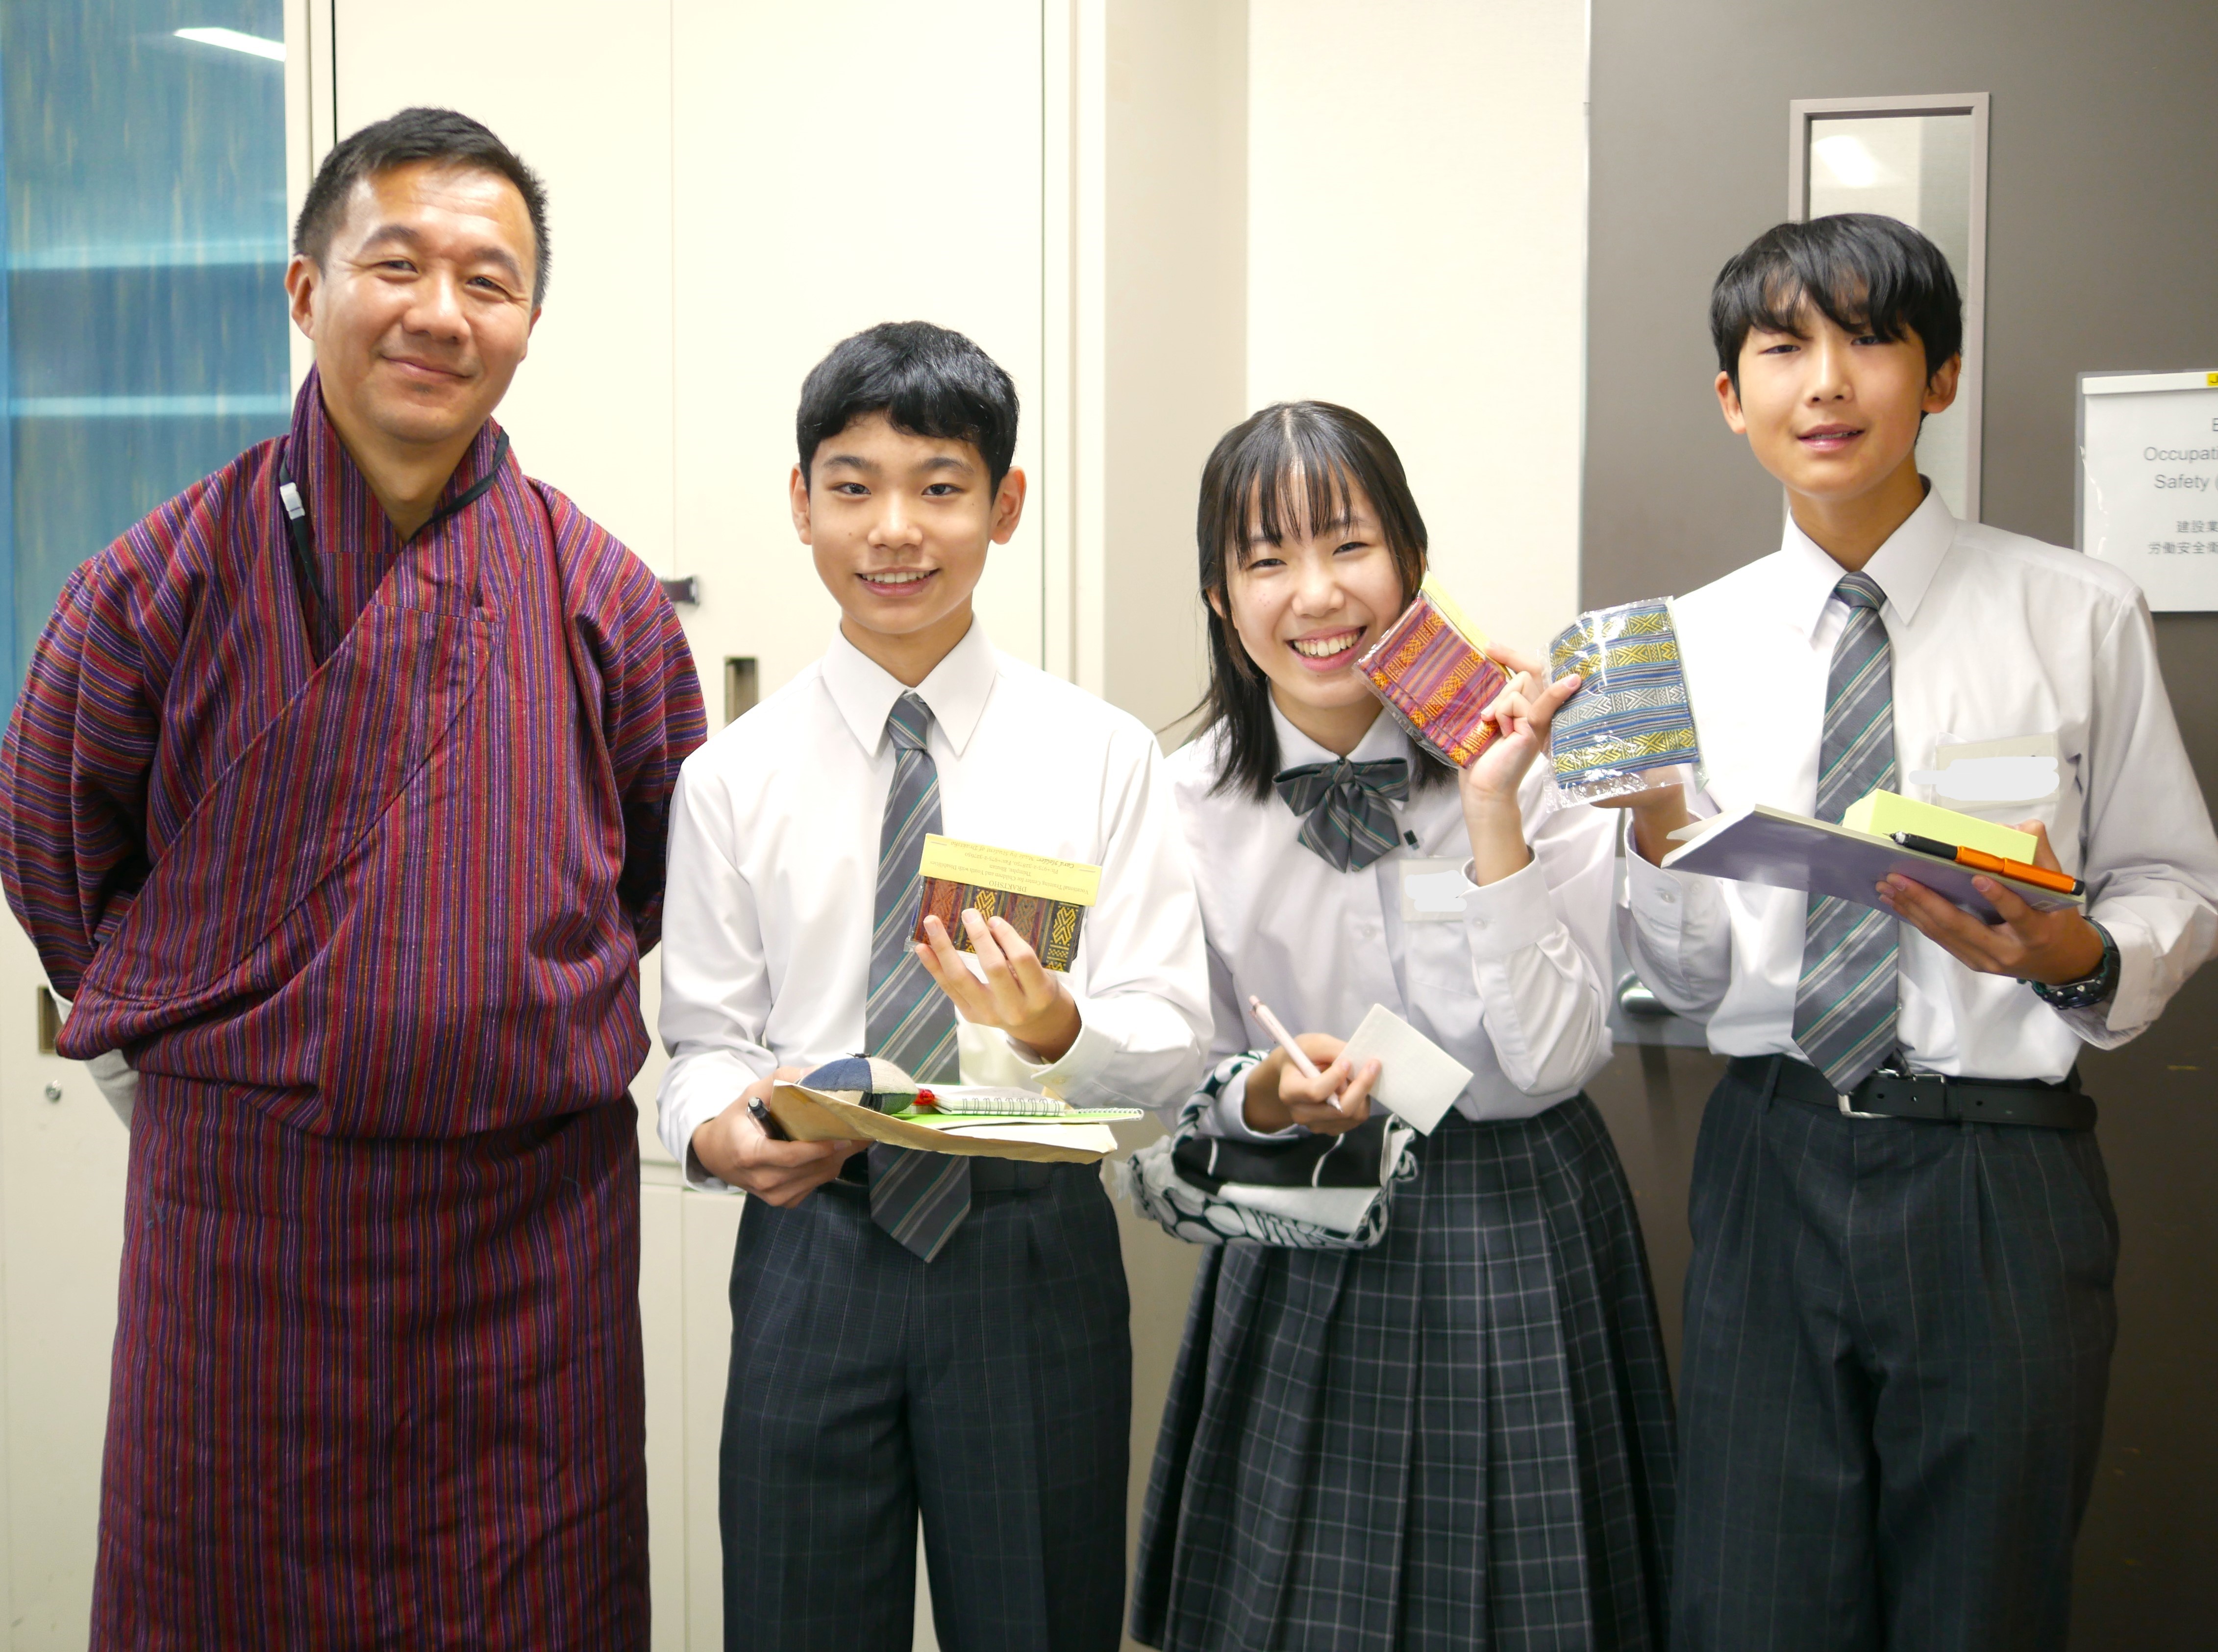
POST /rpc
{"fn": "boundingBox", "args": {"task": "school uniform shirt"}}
[1623,485,2218,1082]
[1176,702,1616,1142]
[657,617,1212,1185]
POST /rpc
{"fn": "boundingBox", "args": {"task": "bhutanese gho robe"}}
[0,370,706,1651]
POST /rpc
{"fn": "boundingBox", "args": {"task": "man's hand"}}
[1877,821,2105,985]
[913,910,1083,1062]
[1591,779,1697,865]
[1242,1033,1380,1137]
[690,1067,863,1205]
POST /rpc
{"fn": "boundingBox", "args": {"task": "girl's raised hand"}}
[1465,642,1582,805]
[1453,643,1582,885]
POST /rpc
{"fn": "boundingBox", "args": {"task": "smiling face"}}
[287,160,540,453]
[792,411,1027,684]
[1718,294,1959,509]
[1215,474,1410,752]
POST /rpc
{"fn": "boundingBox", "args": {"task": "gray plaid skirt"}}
[1131,1096,1674,1652]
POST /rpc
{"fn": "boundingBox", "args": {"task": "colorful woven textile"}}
[1547,599,1704,802]
[914,877,1086,972]
[1357,588,1511,768]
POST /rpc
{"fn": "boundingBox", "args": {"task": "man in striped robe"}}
[0,109,703,1649]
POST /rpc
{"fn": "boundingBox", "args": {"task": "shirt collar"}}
[1775,479,1957,640]
[821,616,999,758]
[1269,697,1412,772]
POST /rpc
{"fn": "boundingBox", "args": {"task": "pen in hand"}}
[1248,994,1351,1115]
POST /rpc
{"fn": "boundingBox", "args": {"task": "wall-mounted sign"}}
[2079,369,2218,611]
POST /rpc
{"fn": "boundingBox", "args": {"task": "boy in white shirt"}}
[1612,215,2218,1652]
[656,321,1210,1652]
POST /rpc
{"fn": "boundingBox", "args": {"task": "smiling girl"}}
[1130,402,1674,1652]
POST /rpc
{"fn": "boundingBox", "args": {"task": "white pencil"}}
[1248,994,1351,1113]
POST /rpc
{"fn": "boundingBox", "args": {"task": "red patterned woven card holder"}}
[1357,590,1511,768]
[914,878,1087,973]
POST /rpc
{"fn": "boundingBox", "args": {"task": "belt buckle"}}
[1838,1060,1906,1120]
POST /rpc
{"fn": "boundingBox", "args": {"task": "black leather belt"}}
[836,1154,1059,1192]
[1729,1054,2097,1130]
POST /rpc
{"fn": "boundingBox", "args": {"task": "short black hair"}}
[1710,213,1961,393]
[796,322,1020,490]
[1192,400,1454,801]
[293,107,550,305]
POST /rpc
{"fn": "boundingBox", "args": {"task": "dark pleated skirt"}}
[1132,1095,1674,1652]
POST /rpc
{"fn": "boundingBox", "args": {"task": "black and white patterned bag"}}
[1118,1051,1419,1250]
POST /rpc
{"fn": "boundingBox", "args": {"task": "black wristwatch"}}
[2030,921,2119,1011]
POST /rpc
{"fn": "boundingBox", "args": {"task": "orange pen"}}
[1891,832,2085,898]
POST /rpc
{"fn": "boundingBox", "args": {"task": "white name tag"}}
[1399,856,1472,922]
[1909,731,2064,808]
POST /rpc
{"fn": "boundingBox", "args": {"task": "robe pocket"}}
[78,604,493,1004]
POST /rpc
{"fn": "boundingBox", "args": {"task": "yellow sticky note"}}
[918,836,1102,906]
[1842,790,2039,862]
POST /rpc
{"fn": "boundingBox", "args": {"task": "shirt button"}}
[1471,916,1488,930]
[1660,891,1677,905]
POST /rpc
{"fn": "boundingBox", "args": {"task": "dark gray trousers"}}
[1672,1057,2118,1652]
[720,1163,1130,1652]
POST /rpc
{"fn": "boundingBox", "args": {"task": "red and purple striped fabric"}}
[0,372,705,1649]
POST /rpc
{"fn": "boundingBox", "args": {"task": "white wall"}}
[1246,0,1590,654]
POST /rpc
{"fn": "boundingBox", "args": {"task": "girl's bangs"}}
[1217,418,1370,571]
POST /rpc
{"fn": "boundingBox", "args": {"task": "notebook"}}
[1660,803,2083,924]
[1340,1003,1475,1135]
[765,1080,1132,1163]
[914,1086,1076,1117]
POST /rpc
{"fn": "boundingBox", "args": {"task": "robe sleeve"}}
[567,533,706,956]
[0,553,158,998]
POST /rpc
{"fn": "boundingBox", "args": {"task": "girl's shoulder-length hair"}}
[1187,400,1456,800]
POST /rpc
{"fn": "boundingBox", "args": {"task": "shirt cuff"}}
[1459,856,1559,961]
[1203,1064,1312,1143]
[1622,818,1695,939]
[958,998,1120,1101]
[659,1059,762,1194]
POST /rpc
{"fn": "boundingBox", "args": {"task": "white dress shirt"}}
[1173,703,1616,1141]
[656,618,1212,1186]
[1622,485,2218,1081]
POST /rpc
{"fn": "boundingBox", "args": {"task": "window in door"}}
[1790,94,1990,522]
[1,2,295,701]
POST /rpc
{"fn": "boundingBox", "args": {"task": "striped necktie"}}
[864,692,970,1261]
[1273,757,1411,871]
[1793,571,1900,1091]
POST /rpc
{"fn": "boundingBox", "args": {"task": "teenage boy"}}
[1612,214,2218,1652]
[657,320,1210,1652]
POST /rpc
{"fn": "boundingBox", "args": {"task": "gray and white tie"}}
[1792,571,1901,1092]
[864,692,970,1260]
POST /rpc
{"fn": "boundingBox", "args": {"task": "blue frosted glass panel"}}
[1,0,292,700]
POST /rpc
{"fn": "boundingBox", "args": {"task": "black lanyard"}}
[275,429,510,659]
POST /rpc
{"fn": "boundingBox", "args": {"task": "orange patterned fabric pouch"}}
[1356,578,1511,768]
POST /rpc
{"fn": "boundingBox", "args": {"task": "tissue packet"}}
[1546,598,1703,803]
[1356,576,1512,768]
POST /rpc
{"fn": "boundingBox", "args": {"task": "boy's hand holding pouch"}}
[911,836,1101,1063]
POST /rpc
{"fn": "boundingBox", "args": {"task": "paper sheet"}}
[1340,1003,1474,1135]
